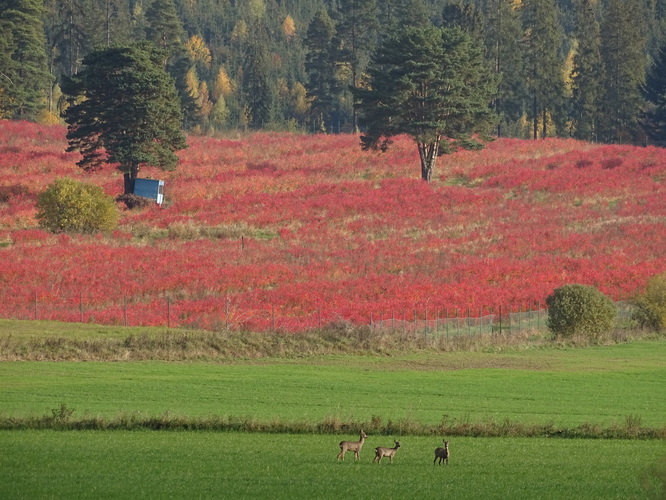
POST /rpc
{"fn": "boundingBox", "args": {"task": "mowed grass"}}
[0,431,663,499]
[1,341,665,427]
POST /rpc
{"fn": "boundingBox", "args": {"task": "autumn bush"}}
[546,284,617,340]
[1,122,665,332]
[37,177,118,234]
[632,272,666,331]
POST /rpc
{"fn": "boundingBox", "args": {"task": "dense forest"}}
[1,0,666,143]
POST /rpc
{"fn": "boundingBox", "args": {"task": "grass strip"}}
[1,318,663,361]
[1,408,664,439]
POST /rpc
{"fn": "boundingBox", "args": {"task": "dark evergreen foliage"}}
[0,0,661,142]
[600,0,648,143]
[483,0,528,137]
[522,0,567,139]
[62,43,187,194]
[241,21,277,129]
[642,42,666,144]
[571,0,603,141]
[0,0,52,120]
[356,26,498,181]
[304,9,338,132]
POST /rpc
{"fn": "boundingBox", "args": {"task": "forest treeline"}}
[2,0,666,143]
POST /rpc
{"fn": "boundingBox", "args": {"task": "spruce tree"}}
[394,0,431,30]
[145,0,199,129]
[304,9,338,132]
[641,42,666,144]
[442,1,485,40]
[0,0,52,120]
[599,0,648,143]
[0,18,15,118]
[333,0,379,132]
[571,0,603,141]
[484,0,528,137]
[521,0,566,139]
[241,20,276,129]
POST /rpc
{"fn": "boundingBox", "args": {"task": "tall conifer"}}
[599,0,648,143]
[571,0,603,141]
[521,0,566,139]
[304,9,337,132]
[641,42,666,144]
[485,0,527,137]
[145,0,199,129]
[0,0,51,120]
[333,0,379,132]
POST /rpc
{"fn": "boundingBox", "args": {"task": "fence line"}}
[0,289,644,337]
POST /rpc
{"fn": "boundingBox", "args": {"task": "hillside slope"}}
[0,121,664,331]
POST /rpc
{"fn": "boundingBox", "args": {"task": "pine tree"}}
[62,43,187,194]
[641,42,666,144]
[0,0,52,120]
[571,0,603,141]
[356,26,498,181]
[599,0,648,143]
[521,0,566,139]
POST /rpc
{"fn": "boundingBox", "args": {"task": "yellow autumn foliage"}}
[186,35,212,67]
[282,15,296,39]
[213,66,233,100]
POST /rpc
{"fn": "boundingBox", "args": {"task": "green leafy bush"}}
[36,178,118,233]
[546,284,616,339]
[632,273,666,331]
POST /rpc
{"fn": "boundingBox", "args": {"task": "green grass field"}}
[1,432,664,499]
[1,341,665,427]
[0,322,664,498]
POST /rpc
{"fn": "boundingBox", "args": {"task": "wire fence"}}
[0,289,645,337]
[369,301,641,338]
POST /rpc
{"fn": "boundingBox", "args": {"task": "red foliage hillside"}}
[0,120,664,331]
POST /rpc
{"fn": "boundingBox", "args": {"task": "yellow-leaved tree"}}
[186,35,211,67]
[282,15,296,40]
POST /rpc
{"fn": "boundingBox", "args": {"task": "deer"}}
[337,430,368,461]
[434,440,450,465]
[373,440,400,464]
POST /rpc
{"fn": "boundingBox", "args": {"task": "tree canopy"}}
[2,1,663,142]
[0,0,51,120]
[62,42,187,194]
[355,26,498,181]
[642,42,666,144]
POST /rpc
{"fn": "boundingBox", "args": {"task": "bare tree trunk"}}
[122,161,140,194]
[533,95,538,140]
[418,141,439,182]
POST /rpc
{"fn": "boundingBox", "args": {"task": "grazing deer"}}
[434,440,450,465]
[337,430,368,461]
[373,440,400,464]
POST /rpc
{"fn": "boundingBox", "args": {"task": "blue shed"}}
[133,178,165,205]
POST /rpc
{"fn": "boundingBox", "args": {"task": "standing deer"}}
[434,440,450,465]
[337,430,368,461]
[373,440,400,464]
